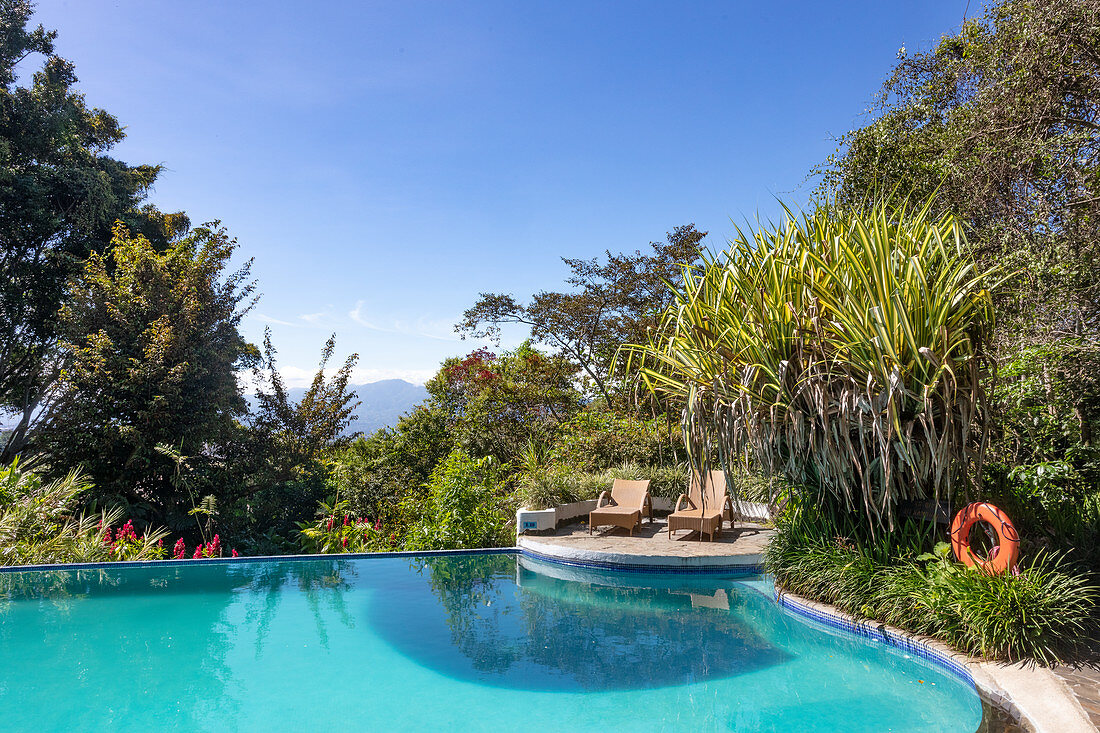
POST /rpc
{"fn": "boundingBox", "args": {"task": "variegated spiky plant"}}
[624,199,999,530]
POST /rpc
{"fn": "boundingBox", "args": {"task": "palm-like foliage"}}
[0,462,168,566]
[624,199,999,529]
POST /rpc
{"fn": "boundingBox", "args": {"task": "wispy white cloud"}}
[298,311,331,325]
[251,312,300,327]
[348,301,385,331]
[348,301,460,342]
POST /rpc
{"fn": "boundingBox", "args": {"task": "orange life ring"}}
[949,502,1019,575]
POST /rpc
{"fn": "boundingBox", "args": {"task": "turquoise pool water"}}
[0,552,983,731]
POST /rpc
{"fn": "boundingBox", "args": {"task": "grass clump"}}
[767,499,1097,664]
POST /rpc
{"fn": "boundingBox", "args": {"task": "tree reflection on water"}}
[375,554,791,691]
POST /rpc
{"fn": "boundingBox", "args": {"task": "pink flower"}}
[341,537,348,548]
[193,545,203,559]
[231,549,239,557]
[173,538,186,559]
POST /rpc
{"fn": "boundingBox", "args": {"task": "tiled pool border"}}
[773,590,975,684]
[516,544,1065,730]
[514,545,976,685]
[0,546,518,573]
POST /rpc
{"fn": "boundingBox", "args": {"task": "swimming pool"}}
[0,551,984,731]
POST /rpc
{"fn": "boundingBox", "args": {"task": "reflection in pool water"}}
[0,553,986,731]
[375,554,790,690]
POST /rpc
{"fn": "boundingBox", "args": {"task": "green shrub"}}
[296,497,391,554]
[601,463,688,501]
[518,462,690,509]
[903,544,1096,663]
[766,502,1098,664]
[518,468,583,510]
[403,450,512,550]
[548,410,680,472]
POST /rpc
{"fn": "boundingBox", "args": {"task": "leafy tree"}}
[33,223,256,524]
[0,2,182,460]
[458,225,707,404]
[328,404,453,525]
[427,342,581,463]
[627,200,996,530]
[249,329,360,478]
[815,0,1100,490]
[547,409,681,473]
[226,330,361,545]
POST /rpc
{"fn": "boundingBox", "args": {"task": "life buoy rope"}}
[949,502,1020,575]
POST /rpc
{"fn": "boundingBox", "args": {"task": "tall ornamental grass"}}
[625,198,999,530]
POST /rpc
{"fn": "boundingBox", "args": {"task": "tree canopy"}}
[0,1,183,460]
[35,223,255,522]
[457,225,707,405]
[817,0,1100,511]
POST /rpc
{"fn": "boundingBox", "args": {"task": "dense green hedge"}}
[547,411,680,473]
[519,463,690,509]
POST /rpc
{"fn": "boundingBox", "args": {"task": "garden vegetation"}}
[0,0,1096,666]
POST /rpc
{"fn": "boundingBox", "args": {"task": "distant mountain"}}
[346,379,429,435]
[264,379,429,436]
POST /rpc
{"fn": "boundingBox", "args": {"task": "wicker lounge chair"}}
[589,479,653,535]
[667,470,734,541]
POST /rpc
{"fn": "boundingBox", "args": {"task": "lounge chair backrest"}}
[689,470,727,510]
[610,479,650,509]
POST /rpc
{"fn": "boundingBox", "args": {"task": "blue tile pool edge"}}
[0,546,520,573]
[773,590,975,685]
[519,545,1024,724]
[772,589,1034,728]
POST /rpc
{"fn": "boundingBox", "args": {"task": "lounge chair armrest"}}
[595,490,612,508]
[674,493,693,512]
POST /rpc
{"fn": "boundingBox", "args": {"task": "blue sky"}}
[34,0,968,385]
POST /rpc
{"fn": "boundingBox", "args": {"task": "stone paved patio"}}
[1053,642,1100,729]
[522,517,773,560]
